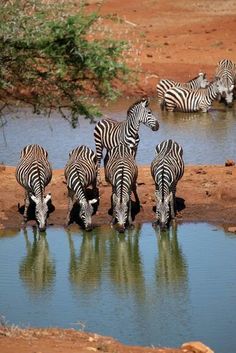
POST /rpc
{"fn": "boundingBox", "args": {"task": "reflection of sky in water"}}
[0,223,236,353]
[0,100,235,168]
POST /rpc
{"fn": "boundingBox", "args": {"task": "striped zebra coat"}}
[151,140,184,229]
[104,145,139,232]
[94,97,159,182]
[156,72,209,101]
[215,59,235,105]
[162,79,220,112]
[15,144,52,232]
[64,145,99,230]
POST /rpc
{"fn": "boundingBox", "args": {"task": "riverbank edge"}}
[1,164,236,231]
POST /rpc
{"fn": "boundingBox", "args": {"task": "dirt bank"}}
[1,164,236,230]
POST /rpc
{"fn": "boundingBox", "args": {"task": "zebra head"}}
[155,191,172,229]
[198,72,209,88]
[215,75,234,105]
[78,198,98,231]
[220,84,234,106]
[112,193,129,233]
[129,97,159,131]
[31,194,51,232]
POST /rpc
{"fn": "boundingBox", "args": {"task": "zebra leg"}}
[170,192,175,220]
[66,189,74,226]
[132,182,140,205]
[23,191,30,224]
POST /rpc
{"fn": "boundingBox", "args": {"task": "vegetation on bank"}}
[0,0,131,127]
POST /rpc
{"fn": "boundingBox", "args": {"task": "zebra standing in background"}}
[161,79,220,112]
[64,145,99,231]
[151,140,184,229]
[215,59,235,106]
[104,145,139,233]
[94,97,159,183]
[156,72,209,101]
[16,144,52,232]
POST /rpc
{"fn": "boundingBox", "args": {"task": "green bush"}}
[0,0,130,127]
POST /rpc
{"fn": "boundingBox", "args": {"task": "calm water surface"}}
[0,223,236,353]
[0,99,235,167]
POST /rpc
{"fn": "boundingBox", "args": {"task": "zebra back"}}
[105,145,138,189]
[65,145,97,193]
[151,139,184,199]
[16,144,52,196]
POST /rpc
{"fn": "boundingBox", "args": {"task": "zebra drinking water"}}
[94,97,159,183]
[64,145,99,231]
[215,59,235,106]
[151,140,184,229]
[15,144,52,232]
[161,79,220,112]
[104,144,139,233]
[156,72,209,101]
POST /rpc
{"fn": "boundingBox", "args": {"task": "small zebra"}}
[151,140,184,229]
[94,97,159,183]
[157,72,209,101]
[162,79,220,112]
[64,145,99,231]
[215,59,235,105]
[104,144,139,233]
[16,144,52,232]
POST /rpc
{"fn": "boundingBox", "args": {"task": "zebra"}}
[215,59,235,106]
[104,144,139,233]
[64,145,99,231]
[150,139,184,229]
[94,97,159,183]
[15,144,52,232]
[161,79,220,112]
[156,72,209,101]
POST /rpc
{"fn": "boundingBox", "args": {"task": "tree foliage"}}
[0,0,130,127]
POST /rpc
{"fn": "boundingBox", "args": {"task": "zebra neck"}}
[30,166,45,200]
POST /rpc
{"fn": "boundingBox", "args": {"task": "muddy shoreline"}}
[1,164,236,231]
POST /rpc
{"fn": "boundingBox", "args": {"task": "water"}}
[0,99,236,168]
[0,223,236,353]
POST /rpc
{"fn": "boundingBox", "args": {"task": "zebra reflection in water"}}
[154,225,188,291]
[67,225,145,300]
[19,227,56,294]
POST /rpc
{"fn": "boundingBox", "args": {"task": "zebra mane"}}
[127,97,149,115]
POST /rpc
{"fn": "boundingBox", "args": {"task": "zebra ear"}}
[44,194,51,203]
[141,96,149,107]
[89,198,98,205]
[31,195,39,204]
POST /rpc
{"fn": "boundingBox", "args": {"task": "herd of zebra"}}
[15,58,235,233]
[157,58,236,112]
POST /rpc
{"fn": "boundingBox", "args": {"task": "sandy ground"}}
[1,0,236,352]
[1,164,236,230]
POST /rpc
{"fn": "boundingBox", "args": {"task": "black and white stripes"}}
[94,97,159,181]
[162,79,220,112]
[64,145,99,230]
[151,140,184,229]
[16,144,52,232]
[215,59,236,105]
[156,72,209,101]
[104,145,139,233]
